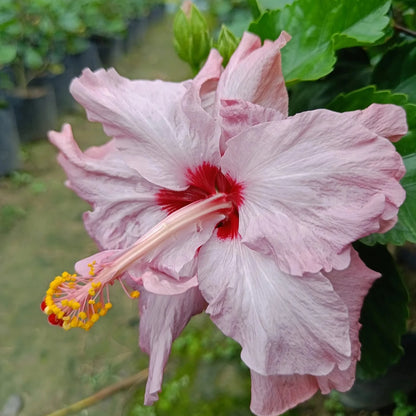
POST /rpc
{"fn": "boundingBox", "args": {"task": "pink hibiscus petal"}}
[248,250,379,416]
[317,249,380,393]
[70,68,220,190]
[346,103,408,142]
[197,237,352,377]
[217,31,290,117]
[250,372,318,416]
[138,288,207,404]
[49,124,165,250]
[74,250,121,275]
[220,98,285,143]
[127,212,226,282]
[140,271,198,295]
[221,109,406,275]
[194,48,223,114]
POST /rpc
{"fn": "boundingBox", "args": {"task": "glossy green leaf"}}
[372,40,416,102]
[23,47,43,70]
[249,0,391,83]
[257,0,296,10]
[0,43,17,65]
[247,0,261,18]
[328,85,409,111]
[355,243,409,379]
[289,48,372,114]
[328,86,416,245]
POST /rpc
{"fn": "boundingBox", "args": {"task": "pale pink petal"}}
[220,98,284,143]
[221,109,405,275]
[138,288,207,404]
[70,68,220,190]
[74,248,196,296]
[197,237,352,377]
[346,103,408,142]
[127,212,225,283]
[317,249,380,393]
[250,372,318,416]
[217,31,290,117]
[248,250,380,416]
[140,271,198,295]
[194,48,223,115]
[74,249,121,275]
[49,124,165,250]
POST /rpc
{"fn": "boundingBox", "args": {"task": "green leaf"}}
[247,0,261,18]
[289,48,372,114]
[0,43,17,65]
[328,85,409,111]
[328,86,416,245]
[355,243,409,380]
[23,47,44,70]
[257,0,296,10]
[249,0,391,83]
[372,40,416,102]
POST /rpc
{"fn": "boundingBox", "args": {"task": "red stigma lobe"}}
[156,163,244,239]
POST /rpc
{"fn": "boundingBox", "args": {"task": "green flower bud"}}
[216,25,239,67]
[173,1,211,73]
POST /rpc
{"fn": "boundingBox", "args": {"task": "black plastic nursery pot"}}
[6,86,58,143]
[0,106,20,176]
[148,3,166,21]
[29,67,77,115]
[124,17,148,52]
[67,42,102,78]
[90,35,125,68]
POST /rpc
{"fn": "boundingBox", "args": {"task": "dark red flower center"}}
[156,163,244,239]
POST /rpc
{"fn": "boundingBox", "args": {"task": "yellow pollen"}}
[130,291,140,299]
[91,313,100,323]
[43,268,136,331]
[88,261,97,276]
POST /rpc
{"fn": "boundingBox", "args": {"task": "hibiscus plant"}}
[0,0,87,90]
[41,0,416,415]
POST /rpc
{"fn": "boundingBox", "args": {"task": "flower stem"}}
[394,23,416,37]
[43,369,149,416]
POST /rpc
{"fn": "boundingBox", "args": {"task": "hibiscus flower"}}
[42,32,407,415]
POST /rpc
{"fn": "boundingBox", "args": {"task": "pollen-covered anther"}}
[41,271,115,331]
[88,261,97,276]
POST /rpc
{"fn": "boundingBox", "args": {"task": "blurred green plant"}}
[127,316,250,416]
[0,0,61,88]
[0,204,26,233]
[0,0,161,89]
[393,391,416,416]
[323,392,347,416]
